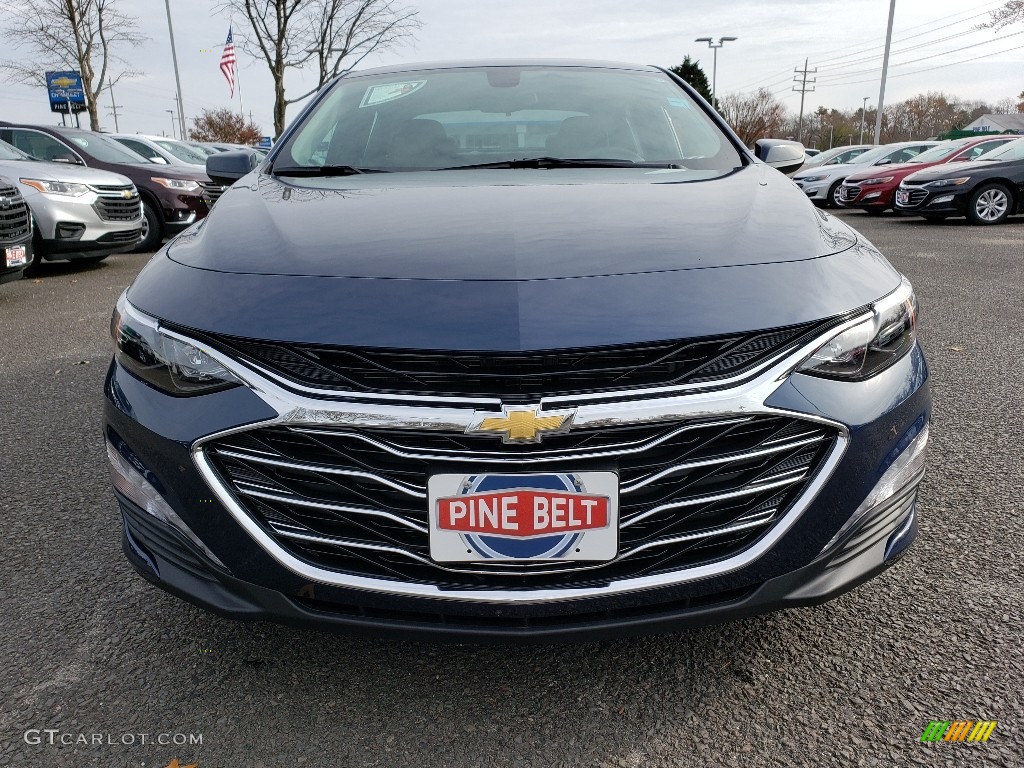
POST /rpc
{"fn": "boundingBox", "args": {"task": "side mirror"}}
[754,139,806,175]
[875,158,892,165]
[149,156,169,164]
[52,154,84,165]
[206,150,259,185]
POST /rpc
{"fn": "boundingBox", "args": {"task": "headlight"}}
[20,178,89,196]
[111,293,240,396]
[151,176,202,192]
[857,176,894,186]
[798,280,917,380]
[795,174,827,182]
[924,176,970,188]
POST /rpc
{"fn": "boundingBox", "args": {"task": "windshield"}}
[908,141,971,163]
[980,137,1024,162]
[275,65,742,172]
[0,139,31,161]
[154,139,207,164]
[58,130,149,164]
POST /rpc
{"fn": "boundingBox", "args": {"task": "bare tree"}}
[0,0,145,131]
[189,108,262,144]
[718,88,788,146]
[221,0,421,137]
[979,1,1024,29]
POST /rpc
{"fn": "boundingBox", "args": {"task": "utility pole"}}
[874,0,897,145]
[166,109,177,139]
[107,82,122,132]
[793,58,817,144]
[859,96,870,143]
[163,0,187,141]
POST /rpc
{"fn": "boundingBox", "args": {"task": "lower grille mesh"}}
[205,415,838,590]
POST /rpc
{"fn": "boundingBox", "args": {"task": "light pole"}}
[163,0,187,141]
[859,97,870,143]
[695,36,738,110]
[873,0,897,145]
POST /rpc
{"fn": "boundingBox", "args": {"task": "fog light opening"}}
[106,441,225,568]
[822,420,929,554]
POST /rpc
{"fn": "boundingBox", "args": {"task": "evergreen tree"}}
[668,56,712,103]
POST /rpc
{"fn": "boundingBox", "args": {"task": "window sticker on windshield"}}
[667,98,690,109]
[359,81,426,108]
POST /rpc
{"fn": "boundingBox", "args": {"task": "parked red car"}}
[838,136,1017,213]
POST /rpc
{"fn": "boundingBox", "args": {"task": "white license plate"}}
[4,245,26,268]
[428,471,618,563]
[896,190,909,205]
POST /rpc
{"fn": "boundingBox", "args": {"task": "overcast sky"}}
[1,0,1020,138]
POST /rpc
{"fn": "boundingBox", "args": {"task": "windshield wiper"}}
[433,157,683,171]
[271,164,388,177]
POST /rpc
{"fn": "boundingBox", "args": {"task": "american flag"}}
[220,27,237,97]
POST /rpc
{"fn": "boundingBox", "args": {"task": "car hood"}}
[128,166,903,350]
[905,159,1019,182]
[168,166,858,279]
[845,160,941,181]
[0,158,133,186]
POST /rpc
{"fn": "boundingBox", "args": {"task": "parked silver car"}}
[109,134,208,168]
[792,141,940,207]
[0,139,142,268]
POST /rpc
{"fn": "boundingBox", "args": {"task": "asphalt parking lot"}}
[1,210,1021,768]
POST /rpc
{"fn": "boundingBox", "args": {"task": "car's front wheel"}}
[967,183,1012,225]
[827,180,844,208]
[132,201,163,252]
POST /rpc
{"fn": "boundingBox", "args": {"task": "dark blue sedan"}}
[104,61,929,642]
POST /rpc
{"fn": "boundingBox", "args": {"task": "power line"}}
[814,42,1024,88]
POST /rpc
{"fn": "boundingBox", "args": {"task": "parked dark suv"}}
[0,123,226,252]
[0,175,32,286]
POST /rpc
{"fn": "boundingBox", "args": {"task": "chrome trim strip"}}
[270,525,438,566]
[619,433,825,494]
[215,447,427,497]
[234,483,428,533]
[290,416,753,465]
[618,511,777,559]
[620,472,807,528]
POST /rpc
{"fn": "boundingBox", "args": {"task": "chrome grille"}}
[0,183,31,242]
[205,415,839,589]
[839,184,860,202]
[898,188,928,207]
[91,185,141,222]
[200,181,227,205]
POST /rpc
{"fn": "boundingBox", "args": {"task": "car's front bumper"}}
[23,188,143,259]
[839,184,896,209]
[103,328,930,642]
[895,187,970,216]
[794,180,830,201]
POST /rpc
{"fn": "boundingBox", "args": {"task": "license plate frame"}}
[428,471,619,563]
[4,245,26,268]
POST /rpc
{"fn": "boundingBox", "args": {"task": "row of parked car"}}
[792,135,1024,225]
[0,121,269,289]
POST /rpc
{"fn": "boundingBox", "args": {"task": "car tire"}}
[827,180,844,208]
[132,201,163,253]
[23,227,45,277]
[967,183,1012,226]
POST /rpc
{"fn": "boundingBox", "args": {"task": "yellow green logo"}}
[920,720,997,743]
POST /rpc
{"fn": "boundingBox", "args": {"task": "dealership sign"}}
[46,71,87,114]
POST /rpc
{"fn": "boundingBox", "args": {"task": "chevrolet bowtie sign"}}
[467,406,575,444]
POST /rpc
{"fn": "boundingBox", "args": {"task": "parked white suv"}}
[0,139,142,269]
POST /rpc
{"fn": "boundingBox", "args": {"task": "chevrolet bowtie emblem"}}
[468,406,575,444]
